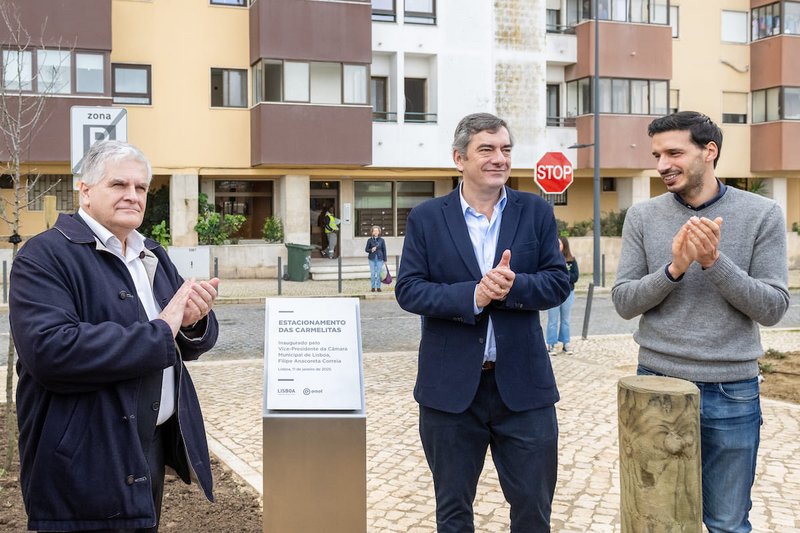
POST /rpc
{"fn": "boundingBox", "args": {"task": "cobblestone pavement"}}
[186,328,800,532]
[2,269,799,531]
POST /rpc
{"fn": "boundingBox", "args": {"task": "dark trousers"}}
[419,370,558,533]
[41,423,166,533]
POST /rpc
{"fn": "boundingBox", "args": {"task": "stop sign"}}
[535,152,573,194]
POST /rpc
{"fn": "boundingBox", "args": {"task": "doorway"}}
[310,181,339,257]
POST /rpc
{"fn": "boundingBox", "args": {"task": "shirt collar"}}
[673,179,727,211]
[78,207,145,256]
[458,182,508,216]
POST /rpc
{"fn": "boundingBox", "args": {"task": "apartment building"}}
[545,0,800,227]
[0,0,797,267]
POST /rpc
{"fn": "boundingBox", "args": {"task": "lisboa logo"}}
[303,388,311,395]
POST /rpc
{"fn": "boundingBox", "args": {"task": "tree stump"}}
[618,375,702,533]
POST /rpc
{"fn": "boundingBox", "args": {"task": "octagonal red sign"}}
[535,152,573,194]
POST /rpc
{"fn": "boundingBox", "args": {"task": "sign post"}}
[70,106,128,176]
[535,151,574,195]
[262,298,366,533]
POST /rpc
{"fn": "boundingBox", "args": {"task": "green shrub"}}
[262,215,284,243]
[149,220,171,248]
[140,187,170,238]
[195,192,246,245]
[600,209,627,237]
[569,220,592,237]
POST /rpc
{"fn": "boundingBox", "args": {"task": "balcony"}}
[250,103,372,166]
[566,20,671,80]
[546,31,577,66]
[574,114,656,170]
[751,121,800,172]
[0,0,111,51]
[750,36,800,91]
[250,0,371,64]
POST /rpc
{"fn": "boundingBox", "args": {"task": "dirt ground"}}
[0,408,261,532]
[759,349,800,404]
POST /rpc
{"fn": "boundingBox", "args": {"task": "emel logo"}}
[535,151,573,194]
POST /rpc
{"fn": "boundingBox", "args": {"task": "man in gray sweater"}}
[612,111,789,533]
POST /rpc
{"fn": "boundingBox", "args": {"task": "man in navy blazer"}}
[396,113,570,532]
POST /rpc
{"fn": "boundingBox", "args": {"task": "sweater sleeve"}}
[611,206,679,320]
[702,203,789,326]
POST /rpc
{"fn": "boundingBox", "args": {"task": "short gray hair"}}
[452,113,514,158]
[80,140,152,186]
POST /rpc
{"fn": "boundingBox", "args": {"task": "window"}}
[284,61,310,102]
[371,76,391,121]
[2,50,32,91]
[405,0,435,25]
[214,180,274,239]
[752,87,787,122]
[602,178,617,192]
[405,78,432,122]
[546,9,560,32]
[252,59,368,106]
[669,88,679,114]
[37,49,71,94]
[372,0,395,22]
[211,68,247,108]
[566,77,668,115]
[567,0,668,25]
[27,175,77,211]
[354,181,434,236]
[721,10,748,43]
[546,84,560,126]
[787,1,800,34]
[343,64,368,104]
[310,62,341,104]
[76,53,104,94]
[210,0,247,5]
[722,92,747,124]
[670,6,679,37]
[752,2,782,40]
[540,189,568,206]
[112,64,151,104]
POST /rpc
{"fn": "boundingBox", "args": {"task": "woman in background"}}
[547,236,579,355]
[365,225,387,292]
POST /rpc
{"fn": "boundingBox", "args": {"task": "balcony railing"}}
[547,116,577,127]
[373,111,398,122]
[404,111,437,123]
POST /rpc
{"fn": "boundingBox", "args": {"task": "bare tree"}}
[0,0,71,473]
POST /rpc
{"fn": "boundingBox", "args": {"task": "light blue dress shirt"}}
[459,184,508,363]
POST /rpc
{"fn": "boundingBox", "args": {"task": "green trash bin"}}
[285,243,313,281]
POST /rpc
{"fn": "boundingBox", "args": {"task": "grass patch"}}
[759,362,775,374]
[764,348,787,360]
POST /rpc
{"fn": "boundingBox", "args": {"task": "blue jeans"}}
[419,371,558,532]
[638,366,761,533]
[369,258,383,289]
[546,290,574,346]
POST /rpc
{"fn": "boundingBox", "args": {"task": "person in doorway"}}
[322,206,340,259]
[316,205,329,257]
[10,140,220,533]
[365,225,387,292]
[395,112,570,532]
[546,235,579,355]
[612,111,790,533]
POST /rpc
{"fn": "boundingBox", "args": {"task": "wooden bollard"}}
[617,376,702,533]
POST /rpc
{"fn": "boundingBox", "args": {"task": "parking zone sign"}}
[70,106,128,175]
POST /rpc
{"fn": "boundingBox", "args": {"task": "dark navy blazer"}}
[10,213,218,531]
[395,187,570,413]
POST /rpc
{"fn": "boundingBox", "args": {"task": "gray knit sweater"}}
[612,187,790,382]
